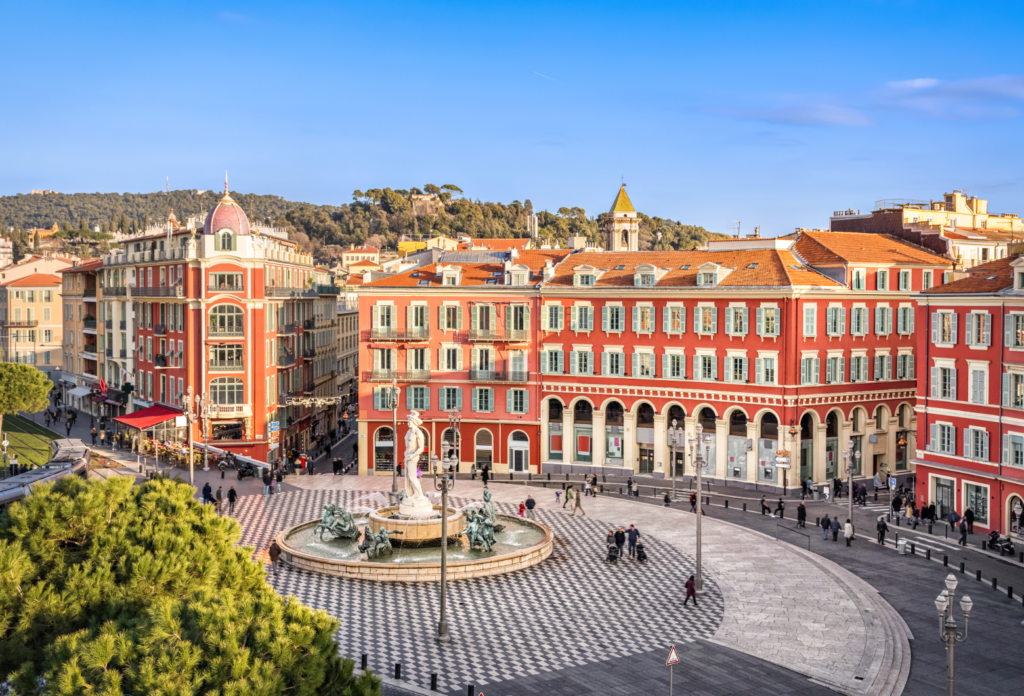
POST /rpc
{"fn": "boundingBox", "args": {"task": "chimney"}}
[350,243,354,250]
[544,259,555,282]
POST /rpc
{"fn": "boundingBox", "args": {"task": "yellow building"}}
[59,260,104,414]
[0,273,63,377]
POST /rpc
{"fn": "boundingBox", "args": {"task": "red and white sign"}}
[666,646,680,666]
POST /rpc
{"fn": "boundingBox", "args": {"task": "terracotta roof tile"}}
[59,259,104,273]
[1,273,62,287]
[794,231,951,266]
[947,227,1018,243]
[365,249,572,287]
[921,256,1014,294]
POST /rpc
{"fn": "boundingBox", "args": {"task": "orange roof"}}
[344,245,379,254]
[59,259,104,273]
[922,256,1015,295]
[365,249,572,287]
[546,250,841,288]
[945,227,1018,243]
[469,238,531,251]
[1,273,62,288]
[348,260,380,268]
[794,231,950,266]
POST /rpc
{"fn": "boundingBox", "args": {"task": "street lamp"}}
[182,386,197,485]
[668,418,684,503]
[198,392,211,473]
[935,573,972,696]
[390,377,399,497]
[433,413,459,644]
[688,422,709,594]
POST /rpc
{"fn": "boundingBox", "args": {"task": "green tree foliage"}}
[0,363,52,438]
[0,477,380,696]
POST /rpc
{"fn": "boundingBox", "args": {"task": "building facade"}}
[337,291,359,408]
[58,261,108,414]
[0,273,63,377]
[913,252,1024,541]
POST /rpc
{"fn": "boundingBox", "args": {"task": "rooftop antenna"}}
[728,220,741,239]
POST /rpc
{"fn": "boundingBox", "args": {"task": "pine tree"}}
[0,477,380,696]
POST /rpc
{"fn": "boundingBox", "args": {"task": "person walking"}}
[90,427,97,445]
[227,485,237,515]
[564,485,573,509]
[683,575,697,606]
[626,477,634,497]
[821,514,831,541]
[964,507,975,534]
[572,487,586,516]
[627,525,640,558]
[518,501,525,517]
[806,477,815,499]
[830,516,841,542]
[773,498,785,519]
[215,486,223,514]
[844,519,855,546]
[760,495,771,515]
[797,502,807,528]
[663,492,672,507]
[276,468,283,491]
[44,411,51,428]
[481,464,490,487]
[268,474,276,499]
[268,539,282,576]
[525,494,536,519]
[99,428,106,447]
[876,516,889,545]
[262,470,272,497]
[202,482,213,505]
[958,518,968,546]
[615,527,626,558]
[689,492,697,513]
[591,473,599,496]
[800,478,808,500]
[66,420,72,437]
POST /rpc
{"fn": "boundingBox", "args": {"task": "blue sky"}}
[2,0,1022,235]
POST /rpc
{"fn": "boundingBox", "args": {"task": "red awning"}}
[113,404,183,430]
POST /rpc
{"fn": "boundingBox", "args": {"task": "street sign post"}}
[666,645,680,695]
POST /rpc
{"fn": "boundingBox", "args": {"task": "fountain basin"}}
[275,514,553,583]
[369,505,464,546]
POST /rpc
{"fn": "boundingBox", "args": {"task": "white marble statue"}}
[399,411,434,518]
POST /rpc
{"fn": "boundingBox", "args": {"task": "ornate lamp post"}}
[198,392,211,473]
[688,422,709,593]
[433,410,459,643]
[668,418,683,503]
[390,377,399,496]
[935,573,972,696]
[182,386,197,485]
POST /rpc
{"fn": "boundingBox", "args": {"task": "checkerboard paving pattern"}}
[234,490,725,694]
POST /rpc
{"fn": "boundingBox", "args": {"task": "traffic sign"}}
[777,463,792,469]
[666,645,680,666]
[269,421,280,431]
[889,477,897,488]
[775,457,791,463]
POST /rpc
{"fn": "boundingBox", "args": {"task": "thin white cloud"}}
[533,72,557,82]
[708,104,872,127]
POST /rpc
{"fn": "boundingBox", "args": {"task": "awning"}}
[69,386,92,398]
[104,399,122,406]
[92,396,106,404]
[113,404,183,430]
[61,375,77,385]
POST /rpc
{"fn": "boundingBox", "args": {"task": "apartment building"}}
[337,290,359,408]
[58,260,109,414]
[0,273,62,376]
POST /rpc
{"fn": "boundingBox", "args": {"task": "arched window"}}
[574,401,593,423]
[217,230,235,251]
[668,404,685,427]
[509,430,529,472]
[209,304,244,336]
[210,377,243,404]
[475,429,493,471]
[549,399,563,421]
[375,427,394,471]
[605,401,624,426]
[637,403,655,426]
[730,410,748,437]
[699,407,717,431]
[760,413,779,439]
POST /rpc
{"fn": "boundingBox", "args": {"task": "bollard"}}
[815,517,820,527]
[361,654,367,670]
[509,473,513,480]
[1009,586,1014,599]
[468,686,475,696]
[221,470,225,479]
[725,500,729,508]
[431,674,438,691]
[874,491,878,501]
[395,664,401,679]
[929,524,933,535]
[529,473,532,481]
[602,474,607,483]
[619,487,623,494]
[982,540,987,550]
[547,473,551,480]
[926,549,931,560]
[960,561,965,573]
[910,543,915,555]
[896,516,900,526]
[945,525,948,539]
[976,570,982,582]
[992,577,998,590]
[743,503,747,512]
[944,554,948,567]
[565,474,569,481]
[562,482,566,490]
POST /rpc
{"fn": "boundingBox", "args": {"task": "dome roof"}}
[204,183,250,236]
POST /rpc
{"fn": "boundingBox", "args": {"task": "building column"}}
[814,423,828,483]
[653,413,667,478]
[357,419,368,476]
[715,418,728,480]
[539,398,550,464]
[592,409,606,469]
[746,421,758,484]
[623,411,637,473]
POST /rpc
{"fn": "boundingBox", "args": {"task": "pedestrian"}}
[584,478,592,498]
[844,518,855,546]
[877,516,889,545]
[615,527,626,557]
[627,524,640,558]
[806,477,814,499]
[269,475,275,498]
[202,482,213,505]
[821,514,831,541]
[555,490,562,505]
[308,458,315,476]
[797,502,807,528]
[760,495,771,515]
[572,487,585,516]
[663,492,671,507]
[683,575,697,606]
[911,506,920,530]
[947,508,960,529]
[99,428,106,447]
[227,485,237,515]
[481,464,489,487]
[964,507,975,534]
[518,501,525,517]
[800,478,808,500]
[262,470,272,496]
[44,412,51,427]
[525,494,536,519]
[215,486,223,514]
[563,485,573,509]
[892,493,903,515]
[958,518,968,546]
[834,477,844,501]
[773,498,785,519]
[592,473,599,496]
[66,421,72,437]
[268,539,282,576]
[90,427,97,445]
[830,516,841,542]
[626,477,634,497]
[689,492,697,513]
[276,468,283,491]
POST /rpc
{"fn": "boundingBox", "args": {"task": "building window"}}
[725,307,747,336]
[933,366,957,400]
[210,377,244,404]
[572,305,593,332]
[967,312,990,346]
[472,387,493,413]
[922,271,933,290]
[1011,314,1024,348]
[696,355,717,380]
[758,357,776,385]
[509,389,528,414]
[1006,435,1024,467]
[210,272,243,290]
[571,350,592,375]
[826,356,844,384]
[851,307,868,336]
[852,269,865,290]
[667,353,685,379]
[800,357,819,384]
[938,424,955,454]
[967,428,989,461]
[970,369,986,404]
[1004,373,1024,409]
[849,355,868,382]
[604,306,625,332]
[726,356,747,382]
[876,270,888,291]
[409,348,427,371]
[697,272,717,286]
[408,386,429,410]
[577,274,595,286]
[897,307,914,334]
[933,311,957,344]
[603,351,624,377]
[826,307,845,336]
[545,305,563,331]
[634,352,653,377]
[898,270,910,291]
[665,306,686,334]
[441,387,462,411]
[443,305,461,331]
[964,483,988,524]
[696,307,717,335]
[210,304,244,335]
[897,354,915,380]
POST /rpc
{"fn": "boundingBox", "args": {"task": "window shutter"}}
[984,431,990,461]
[424,387,430,410]
[694,308,701,333]
[1007,315,1014,347]
[438,387,445,410]
[963,429,970,458]
[663,307,670,334]
[724,357,733,382]
[438,305,445,331]
[472,388,479,412]
[929,422,938,451]
[931,367,938,398]
[406,305,413,332]
[693,355,700,380]
[573,273,580,287]
[726,307,734,335]
[931,312,940,343]
[602,352,609,376]
[908,355,915,379]
[813,357,820,383]
[711,308,718,334]
[826,359,834,383]
[800,358,808,385]
[570,307,578,331]
[540,305,549,331]
[874,356,881,381]
[663,353,670,379]
[471,306,480,331]
[805,306,814,336]
[632,306,639,333]
[372,305,380,329]
[523,391,529,414]
[756,308,763,336]
[587,307,594,331]
[569,351,578,375]
[1003,373,1011,407]
[523,304,530,331]
[951,313,958,344]
[373,349,381,371]
[373,388,380,410]
[456,388,463,411]
[983,314,991,346]
[486,388,495,412]
[711,356,718,380]
[602,305,609,331]
[755,358,763,384]
[908,308,914,334]
[541,351,549,375]
[874,307,882,335]
[898,308,905,334]
[632,353,639,377]
[1004,434,1011,464]
[965,314,973,345]
[457,306,463,330]
[406,386,413,408]
[838,357,845,382]
[679,355,686,379]
[506,389,513,413]
[885,356,892,380]
[457,348,463,371]
[680,307,686,334]
[951,368,957,400]
[839,308,846,335]
[886,309,892,335]
[556,351,564,373]
[741,357,748,382]
[587,351,594,375]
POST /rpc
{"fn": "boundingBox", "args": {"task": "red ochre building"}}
[914,250,1024,541]
[357,186,953,490]
[99,185,340,465]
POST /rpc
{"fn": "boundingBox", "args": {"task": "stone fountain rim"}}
[275,514,553,572]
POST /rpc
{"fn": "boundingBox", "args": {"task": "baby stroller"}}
[635,542,648,563]
[606,543,619,564]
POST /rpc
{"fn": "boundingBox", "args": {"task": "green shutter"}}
[632,306,639,333]
[507,389,513,413]
[457,306,463,330]
[632,353,639,377]
[456,388,463,411]
[663,307,670,334]
[471,305,479,331]
[602,351,609,376]
[373,388,380,410]
[569,351,578,375]
[602,305,609,331]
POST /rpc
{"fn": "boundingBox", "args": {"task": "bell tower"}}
[602,184,639,251]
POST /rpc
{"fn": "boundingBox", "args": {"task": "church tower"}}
[602,184,639,251]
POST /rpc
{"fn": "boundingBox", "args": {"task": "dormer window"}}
[697,272,717,286]
[577,274,595,286]
[511,272,528,286]
[1017,272,1024,290]
[445,276,457,285]
[216,230,235,251]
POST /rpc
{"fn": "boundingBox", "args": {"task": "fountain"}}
[274,410,552,582]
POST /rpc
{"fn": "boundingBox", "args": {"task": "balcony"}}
[83,319,97,331]
[155,324,167,336]
[304,382,315,393]
[105,320,113,330]
[208,404,252,417]
[302,348,316,359]
[279,323,296,335]
[367,328,431,342]
[82,348,98,360]
[303,318,316,330]
[120,320,127,330]
[208,282,244,294]
[105,348,113,358]
[133,286,183,298]
[104,287,127,297]
[210,360,245,372]
[209,326,244,338]
[278,354,296,367]
[83,288,96,298]
[155,355,168,368]
[5,319,38,328]
[119,349,127,359]
[469,369,528,382]
[362,369,431,382]
[317,284,340,296]
[265,286,317,299]
[468,328,530,342]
